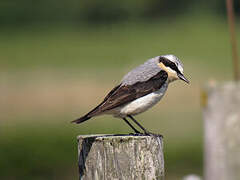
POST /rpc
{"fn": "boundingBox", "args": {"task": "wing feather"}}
[88,70,168,116]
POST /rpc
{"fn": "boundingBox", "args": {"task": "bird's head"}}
[157,54,189,84]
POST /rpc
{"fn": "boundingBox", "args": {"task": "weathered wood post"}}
[202,82,240,180]
[77,134,164,180]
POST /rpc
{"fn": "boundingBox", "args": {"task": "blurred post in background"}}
[203,1,240,180]
[203,82,240,180]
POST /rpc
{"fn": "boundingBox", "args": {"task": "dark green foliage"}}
[0,125,77,179]
[215,0,240,16]
[79,0,195,23]
[0,0,226,26]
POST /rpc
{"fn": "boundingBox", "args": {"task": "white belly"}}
[110,83,168,117]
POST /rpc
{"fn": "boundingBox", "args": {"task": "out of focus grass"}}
[0,15,239,179]
[0,15,235,73]
[1,114,202,180]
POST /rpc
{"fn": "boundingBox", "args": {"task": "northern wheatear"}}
[72,55,189,134]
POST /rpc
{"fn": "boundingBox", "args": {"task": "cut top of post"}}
[77,134,164,180]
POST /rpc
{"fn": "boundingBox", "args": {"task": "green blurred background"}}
[0,0,240,179]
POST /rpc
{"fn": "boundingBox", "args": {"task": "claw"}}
[144,131,163,138]
[129,132,143,136]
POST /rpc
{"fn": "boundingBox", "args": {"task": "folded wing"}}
[101,71,168,111]
[72,70,168,125]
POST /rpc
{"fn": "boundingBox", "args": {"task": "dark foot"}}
[144,131,164,138]
[143,130,152,135]
[134,130,141,134]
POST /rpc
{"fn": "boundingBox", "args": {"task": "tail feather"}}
[71,114,91,124]
[72,102,103,124]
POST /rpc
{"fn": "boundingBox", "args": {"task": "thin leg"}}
[122,117,140,134]
[128,115,150,135]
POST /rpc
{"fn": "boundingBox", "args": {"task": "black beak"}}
[178,73,190,84]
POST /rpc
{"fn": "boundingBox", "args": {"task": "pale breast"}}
[110,82,168,117]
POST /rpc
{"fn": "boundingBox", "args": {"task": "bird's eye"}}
[159,57,165,63]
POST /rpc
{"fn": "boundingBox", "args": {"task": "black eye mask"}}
[159,57,182,75]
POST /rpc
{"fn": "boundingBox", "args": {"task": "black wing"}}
[72,70,168,124]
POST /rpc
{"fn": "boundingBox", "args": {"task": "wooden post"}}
[77,134,164,180]
[202,82,240,180]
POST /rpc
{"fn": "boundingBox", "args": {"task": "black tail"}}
[72,102,104,124]
[71,114,91,124]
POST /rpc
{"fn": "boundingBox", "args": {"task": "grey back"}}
[121,56,162,85]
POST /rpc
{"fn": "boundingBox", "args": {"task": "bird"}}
[72,54,189,134]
